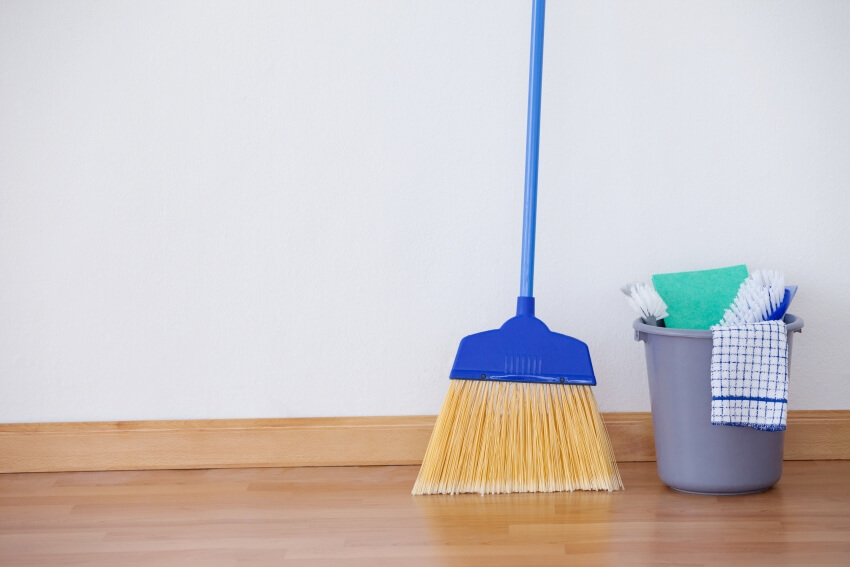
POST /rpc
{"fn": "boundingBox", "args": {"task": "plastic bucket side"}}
[633,314,803,494]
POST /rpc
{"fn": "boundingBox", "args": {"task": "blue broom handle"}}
[520,0,545,300]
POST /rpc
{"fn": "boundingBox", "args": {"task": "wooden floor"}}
[1,462,848,566]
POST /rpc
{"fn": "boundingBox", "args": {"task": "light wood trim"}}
[0,411,847,474]
[604,412,656,462]
[0,416,435,474]
[784,410,850,460]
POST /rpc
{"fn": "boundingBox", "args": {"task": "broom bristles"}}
[412,380,623,495]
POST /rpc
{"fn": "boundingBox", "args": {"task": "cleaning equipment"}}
[710,320,789,431]
[718,269,797,326]
[651,265,749,330]
[634,314,803,494]
[712,270,796,432]
[412,0,622,496]
[621,281,668,326]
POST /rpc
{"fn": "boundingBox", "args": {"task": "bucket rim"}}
[633,313,803,337]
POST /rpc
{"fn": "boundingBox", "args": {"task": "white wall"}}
[1,0,848,423]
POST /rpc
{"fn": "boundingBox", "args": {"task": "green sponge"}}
[651,265,749,330]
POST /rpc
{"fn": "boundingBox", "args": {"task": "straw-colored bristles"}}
[412,380,623,495]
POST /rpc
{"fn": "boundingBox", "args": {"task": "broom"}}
[412,0,622,496]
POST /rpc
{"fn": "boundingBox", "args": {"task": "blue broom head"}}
[449,298,596,385]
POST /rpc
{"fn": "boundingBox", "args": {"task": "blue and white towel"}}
[710,320,788,431]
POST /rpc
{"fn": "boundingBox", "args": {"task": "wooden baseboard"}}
[0,411,847,474]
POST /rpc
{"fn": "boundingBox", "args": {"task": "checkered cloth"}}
[710,320,788,431]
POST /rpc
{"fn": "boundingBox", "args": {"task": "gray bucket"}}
[633,314,804,495]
